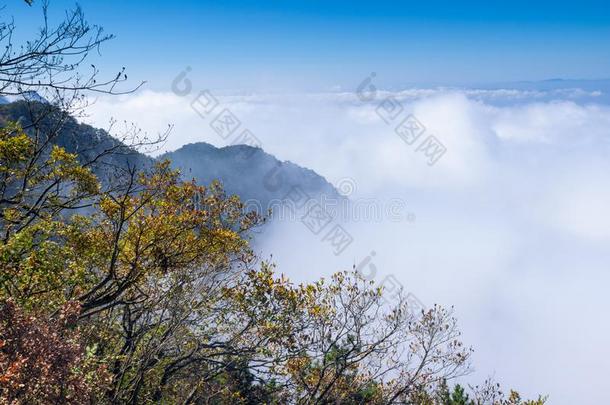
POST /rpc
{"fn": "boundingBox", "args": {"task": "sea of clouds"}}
[84,83,610,404]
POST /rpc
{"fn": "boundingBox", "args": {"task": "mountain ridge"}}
[160,141,341,209]
[0,100,340,207]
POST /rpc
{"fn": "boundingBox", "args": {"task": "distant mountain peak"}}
[161,141,341,207]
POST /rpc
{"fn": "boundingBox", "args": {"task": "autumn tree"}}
[0,2,548,405]
[0,299,110,404]
[226,270,471,404]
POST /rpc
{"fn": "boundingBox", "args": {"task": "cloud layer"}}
[84,86,610,404]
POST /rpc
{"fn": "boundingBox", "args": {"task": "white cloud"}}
[489,101,610,143]
[83,87,610,404]
[543,167,610,241]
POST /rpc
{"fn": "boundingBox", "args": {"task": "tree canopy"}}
[0,2,547,404]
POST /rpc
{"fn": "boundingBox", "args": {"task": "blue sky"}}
[7,2,610,403]
[11,0,610,91]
